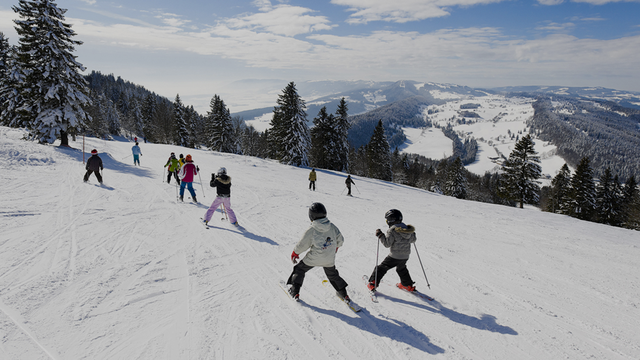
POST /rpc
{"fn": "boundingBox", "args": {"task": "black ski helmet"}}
[309,202,327,221]
[385,209,403,225]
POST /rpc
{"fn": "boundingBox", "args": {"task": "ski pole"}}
[354,183,361,194]
[121,154,131,160]
[222,203,229,220]
[198,170,205,198]
[374,232,381,289]
[175,177,179,199]
[341,186,346,195]
[413,243,431,289]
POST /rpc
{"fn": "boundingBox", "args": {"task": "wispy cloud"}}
[536,21,576,32]
[224,4,335,36]
[330,0,507,24]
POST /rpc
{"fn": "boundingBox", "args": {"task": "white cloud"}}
[330,0,506,23]
[537,0,564,5]
[536,21,575,32]
[224,4,335,36]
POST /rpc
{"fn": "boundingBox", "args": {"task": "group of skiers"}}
[286,203,418,306]
[308,169,357,196]
[83,146,419,308]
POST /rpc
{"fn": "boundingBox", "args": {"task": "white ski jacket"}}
[294,217,344,267]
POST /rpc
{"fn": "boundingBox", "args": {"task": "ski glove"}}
[375,229,382,237]
[291,251,300,264]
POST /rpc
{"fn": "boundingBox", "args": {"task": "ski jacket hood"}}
[378,222,416,260]
[210,174,232,197]
[294,217,344,267]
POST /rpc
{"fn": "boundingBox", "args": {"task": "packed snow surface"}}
[1,126,639,360]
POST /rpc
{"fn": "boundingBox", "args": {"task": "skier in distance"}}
[83,149,103,184]
[178,154,198,203]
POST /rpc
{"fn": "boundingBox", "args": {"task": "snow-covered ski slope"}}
[1,126,639,360]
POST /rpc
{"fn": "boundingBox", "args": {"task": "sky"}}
[1,0,640,113]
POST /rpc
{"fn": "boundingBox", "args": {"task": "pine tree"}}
[12,0,91,145]
[334,97,350,172]
[500,134,542,208]
[568,156,596,221]
[205,94,235,153]
[309,106,332,169]
[173,94,189,146]
[141,93,157,142]
[0,33,23,126]
[546,163,572,214]
[268,82,310,166]
[444,157,467,199]
[366,120,392,181]
[621,175,640,230]
[595,168,623,225]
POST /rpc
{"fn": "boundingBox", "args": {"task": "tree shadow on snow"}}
[55,147,155,179]
[304,304,445,355]
[376,293,518,335]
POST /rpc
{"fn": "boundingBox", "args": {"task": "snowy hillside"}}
[1,126,639,360]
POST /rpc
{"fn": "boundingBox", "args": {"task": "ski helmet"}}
[308,202,327,222]
[186,154,192,162]
[385,209,402,226]
[218,167,227,176]
[180,154,184,158]
[91,149,97,154]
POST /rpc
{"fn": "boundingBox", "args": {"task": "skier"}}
[203,167,238,226]
[309,168,317,191]
[131,142,142,166]
[286,203,351,303]
[178,154,198,202]
[345,175,355,196]
[367,209,417,292]
[178,154,185,167]
[83,149,104,183]
[164,152,181,184]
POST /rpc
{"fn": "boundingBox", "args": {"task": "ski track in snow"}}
[1,126,640,359]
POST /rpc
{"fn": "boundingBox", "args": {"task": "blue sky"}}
[1,0,640,113]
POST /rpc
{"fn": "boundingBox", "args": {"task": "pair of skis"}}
[278,280,362,313]
[363,275,434,302]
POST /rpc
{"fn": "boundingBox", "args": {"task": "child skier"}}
[345,175,355,196]
[203,167,238,226]
[286,203,351,303]
[131,142,142,166]
[83,149,104,183]
[309,168,317,191]
[178,154,198,202]
[367,209,417,292]
[164,152,181,184]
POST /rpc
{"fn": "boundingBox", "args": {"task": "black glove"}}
[196,166,200,172]
[375,229,382,237]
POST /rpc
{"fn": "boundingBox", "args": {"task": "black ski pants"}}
[309,180,315,191]
[84,169,103,183]
[167,170,180,184]
[368,255,414,287]
[287,261,348,296]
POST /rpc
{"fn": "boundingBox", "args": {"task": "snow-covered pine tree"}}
[0,33,23,126]
[205,94,235,153]
[568,156,596,221]
[100,94,120,136]
[309,106,332,169]
[268,82,310,166]
[141,93,157,142]
[12,0,91,145]
[500,134,541,208]
[621,175,639,230]
[173,94,189,147]
[546,163,572,214]
[185,105,198,149]
[595,168,623,226]
[333,97,350,172]
[366,120,392,181]
[444,157,467,199]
